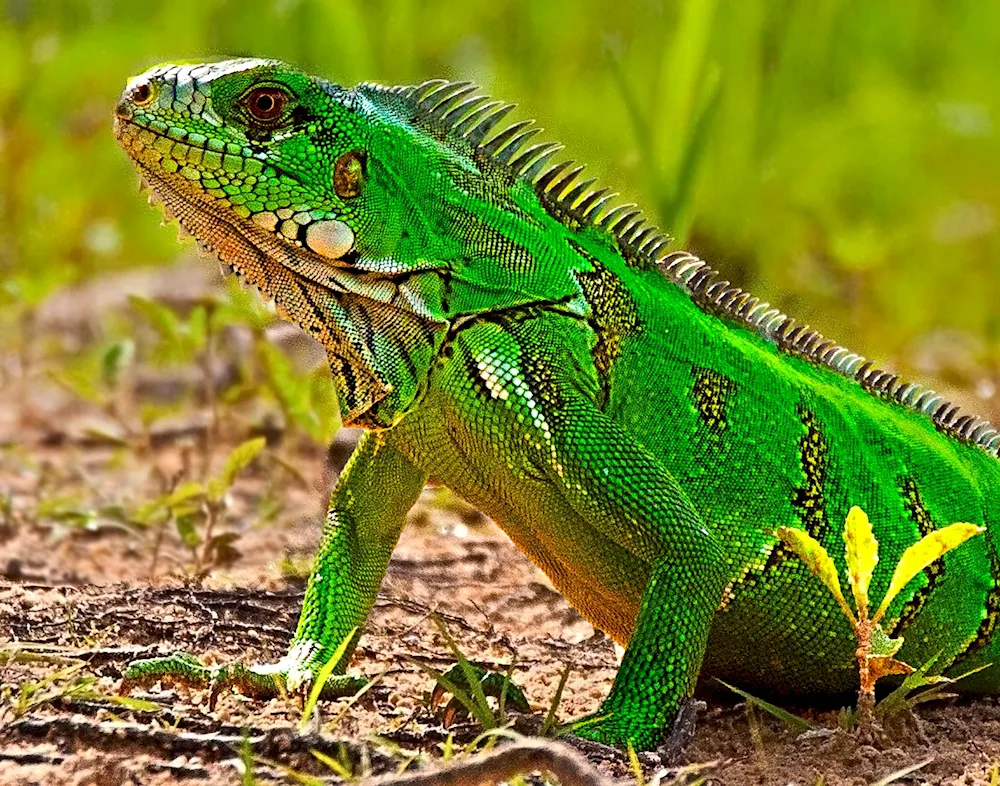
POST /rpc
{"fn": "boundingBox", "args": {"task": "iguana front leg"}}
[540,395,728,750]
[122,430,427,702]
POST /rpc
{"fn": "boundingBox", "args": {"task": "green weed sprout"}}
[408,616,529,732]
[133,436,267,575]
[777,507,983,733]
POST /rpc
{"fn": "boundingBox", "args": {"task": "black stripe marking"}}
[295,279,333,332]
[957,525,1000,661]
[791,405,832,541]
[338,353,358,400]
[691,367,737,437]
[567,239,641,407]
[398,333,420,381]
[725,403,832,600]
[888,477,942,634]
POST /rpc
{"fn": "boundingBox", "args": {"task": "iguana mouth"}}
[115,114,335,290]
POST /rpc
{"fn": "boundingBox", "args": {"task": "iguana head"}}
[116,59,474,277]
[114,58,532,424]
[114,58,597,423]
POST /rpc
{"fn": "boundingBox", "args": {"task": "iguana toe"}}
[120,645,364,710]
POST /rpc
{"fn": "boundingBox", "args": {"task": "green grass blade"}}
[240,732,257,786]
[407,658,494,730]
[430,615,495,729]
[463,727,522,755]
[251,753,325,786]
[627,740,646,786]
[540,662,571,737]
[310,748,353,780]
[870,757,934,786]
[875,650,944,719]
[715,679,814,734]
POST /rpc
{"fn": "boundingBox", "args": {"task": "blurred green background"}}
[2,0,998,398]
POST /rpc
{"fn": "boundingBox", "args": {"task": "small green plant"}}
[0,646,159,723]
[239,732,258,786]
[255,338,340,445]
[48,338,136,436]
[777,506,984,733]
[129,295,210,367]
[873,650,983,721]
[409,616,529,732]
[132,436,267,576]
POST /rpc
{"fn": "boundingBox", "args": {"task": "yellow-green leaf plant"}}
[777,507,983,732]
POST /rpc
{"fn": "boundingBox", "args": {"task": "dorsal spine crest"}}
[385,78,999,458]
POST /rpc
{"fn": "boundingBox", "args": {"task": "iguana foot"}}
[566,714,659,751]
[119,642,366,709]
[566,699,702,755]
[429,662,530,726]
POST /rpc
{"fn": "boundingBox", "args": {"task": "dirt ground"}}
[2,264,1000,785]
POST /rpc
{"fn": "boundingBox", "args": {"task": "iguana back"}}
[114,59,1000,749]
[574,245,1000,693]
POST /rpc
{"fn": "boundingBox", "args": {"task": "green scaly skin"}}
[113,59,1000,750]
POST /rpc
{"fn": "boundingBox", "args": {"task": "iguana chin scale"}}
[113,58,1000,750]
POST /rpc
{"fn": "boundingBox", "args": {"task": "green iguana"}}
[113,58,1000,751]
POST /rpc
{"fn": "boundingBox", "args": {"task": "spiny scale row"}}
[391,79,1000,458]
[393,80,646,235]
[393,80,688,263]
[660,252,1000,456]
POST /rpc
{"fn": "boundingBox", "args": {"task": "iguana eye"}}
[243,87,289,121]
[130,81,154,107]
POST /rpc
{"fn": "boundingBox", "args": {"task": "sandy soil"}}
[3,456,1000,785]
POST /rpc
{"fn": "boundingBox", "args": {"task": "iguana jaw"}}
[115,107,445,318]
[129,154,416,423]
[125,151,285,295]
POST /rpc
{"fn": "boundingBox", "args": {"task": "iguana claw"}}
[119,648,366,709]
